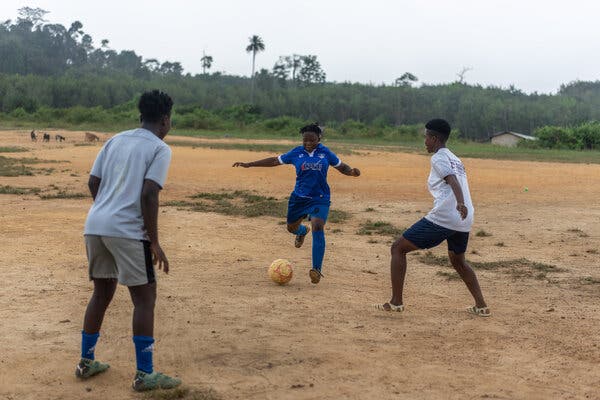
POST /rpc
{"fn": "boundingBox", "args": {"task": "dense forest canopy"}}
[2,7,600,142]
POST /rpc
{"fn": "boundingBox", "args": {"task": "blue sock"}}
[81,331,99,360]
[133,336,154,373]
[293,225,307,236]
[312,230,325,272]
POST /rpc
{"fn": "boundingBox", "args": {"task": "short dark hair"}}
[299,122,323,138]
[425,118,451,142]
[138,90,173,123]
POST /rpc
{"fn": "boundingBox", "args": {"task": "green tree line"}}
[2,7,600,143]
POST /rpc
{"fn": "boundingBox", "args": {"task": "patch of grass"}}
[167,140,353,155]
[586,249,598,254]
[494,242,505,247]
[357,220,405,237]
[0,146,28,153]
[0,185,41,195]
[475,230,492,237]
[367,239,379,244]
[331,228,342,233]
[364,207,376,212]
[166,191,287,218]
[581,276,600,285]
[0,155,35,176]
[166,190,350,221]
[39,190,87,199]
[418,251,566,280]
[143,386,220,400]
[74,142,97,146]
[567,228,589,238]
[0,155,65,177]
[436,271,460,280]
[417,252,449,267]
[328,209,351,223]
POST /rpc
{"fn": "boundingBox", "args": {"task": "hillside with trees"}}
[2,7,600,146]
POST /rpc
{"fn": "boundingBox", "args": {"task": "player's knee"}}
[391,239,407,255]
[287,224,297,233]
[311,221,325,231]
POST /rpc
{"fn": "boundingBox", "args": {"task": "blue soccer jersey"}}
[278,143,341,201]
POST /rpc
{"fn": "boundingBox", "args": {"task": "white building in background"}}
[490,131,538,147]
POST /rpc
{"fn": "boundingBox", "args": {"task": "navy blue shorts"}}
[402,218,469,254]
[287,193,330,224]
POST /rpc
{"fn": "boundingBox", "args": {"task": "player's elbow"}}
[141,180,160,204]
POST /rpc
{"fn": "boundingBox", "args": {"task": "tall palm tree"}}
[201,52,213,74]
[246,35,265,102]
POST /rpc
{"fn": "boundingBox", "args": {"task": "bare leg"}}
[386,236,419,308]
[286,216,305,234]
[448,251,487,308]
[128,282,157,337]
[83,278,118,333]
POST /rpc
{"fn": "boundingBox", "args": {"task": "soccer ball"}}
[268,259,293,285]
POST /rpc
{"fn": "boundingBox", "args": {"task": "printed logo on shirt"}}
[317,153,325,159]
[450,160,466,176]
[298,154,304,158]
[301,161,323,171]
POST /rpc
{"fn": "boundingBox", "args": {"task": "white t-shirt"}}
[84,128,172,240]
[424,148,474,232]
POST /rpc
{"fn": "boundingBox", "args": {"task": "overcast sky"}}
[1,0,599,93]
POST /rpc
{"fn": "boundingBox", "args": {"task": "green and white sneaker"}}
[75,358,110,379]
[132,370,182,391]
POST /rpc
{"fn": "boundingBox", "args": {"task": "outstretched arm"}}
[335,162,360,177]
[444,174,467,220]
[233,156,281,168]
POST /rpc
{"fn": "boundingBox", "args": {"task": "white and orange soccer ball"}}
[268,259,293,285]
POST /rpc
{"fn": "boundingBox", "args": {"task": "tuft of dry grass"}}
[417,251,566,280]
[436,271,460,280]
[357,220,404,237]
[0,185,41,195]
[165,190,350,222]
[143,386,220,400]
[567,228,589,238]
[39,190,87,199]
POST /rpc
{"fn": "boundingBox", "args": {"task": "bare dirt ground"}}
[1,129,599,400]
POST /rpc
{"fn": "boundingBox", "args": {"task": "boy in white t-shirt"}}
[76,90,182,391]
[376,119,490,317]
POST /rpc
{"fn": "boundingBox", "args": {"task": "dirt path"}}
[1,130,599,399]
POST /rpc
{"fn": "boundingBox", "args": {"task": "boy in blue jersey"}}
[375,119,490,317]
[233,123,360,284]
[76,90,182,391]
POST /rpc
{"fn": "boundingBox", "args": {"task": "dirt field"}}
[1,129,599,400]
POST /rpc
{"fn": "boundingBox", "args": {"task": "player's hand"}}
[351,168,361,177]
[150,242,170,274]
[232,162,250,168]
[456,204,468,220]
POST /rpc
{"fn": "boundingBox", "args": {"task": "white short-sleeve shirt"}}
[424,148,474,232]
[84,128,172,240]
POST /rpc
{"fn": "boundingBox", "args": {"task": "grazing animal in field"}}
[55,134,65,142]
[30,130,37,141]
[85,132,100,142]
[42,133,50,142]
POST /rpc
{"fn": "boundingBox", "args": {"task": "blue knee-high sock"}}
[81,331,99,360]
[312,230,325,272]
[133,336,154,373]
[293,225,307,235]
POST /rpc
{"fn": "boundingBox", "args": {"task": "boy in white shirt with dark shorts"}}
[376,119,490,317]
